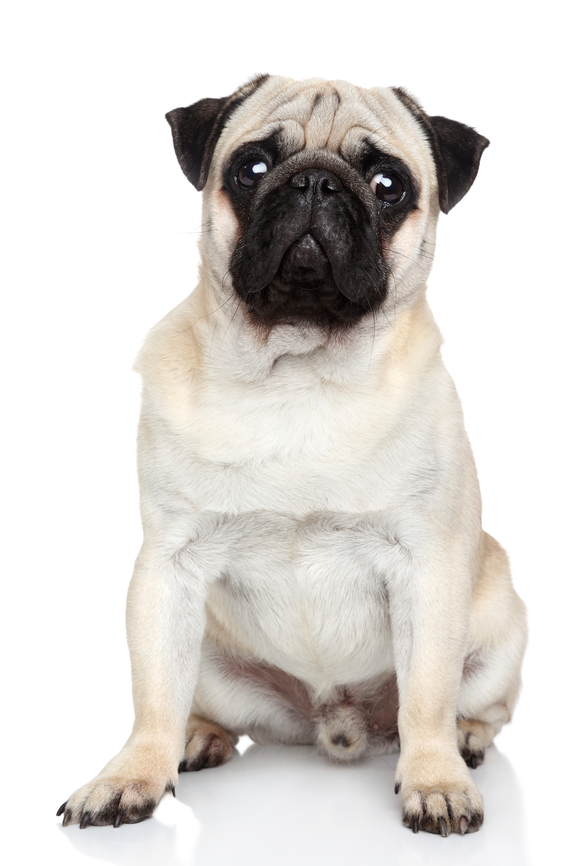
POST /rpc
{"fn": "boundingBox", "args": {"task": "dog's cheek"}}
[384,208,437,301]
[205,189,242,266]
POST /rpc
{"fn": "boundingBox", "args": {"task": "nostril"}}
[320,176,342,194]
[290,173,310,190]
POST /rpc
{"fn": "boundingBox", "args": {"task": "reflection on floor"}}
[59,739,529,866]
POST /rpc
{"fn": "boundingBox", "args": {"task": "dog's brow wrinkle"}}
[335,124,389,156]
[261,116,306,137]
[269,90,304,113]
[326,88,341,143]
[309,92,323,120]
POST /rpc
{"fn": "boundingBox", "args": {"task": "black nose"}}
[289,168,343,195]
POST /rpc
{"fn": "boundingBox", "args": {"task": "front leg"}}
[58,533,212,828]
[389,542,483,836]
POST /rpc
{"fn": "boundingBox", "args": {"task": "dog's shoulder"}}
[134,288,209,406]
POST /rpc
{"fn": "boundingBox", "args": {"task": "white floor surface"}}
[35,694,566,866]
[50,741,527,866]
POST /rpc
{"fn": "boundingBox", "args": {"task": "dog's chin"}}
[244,278,368,330]
[239,234,383,330]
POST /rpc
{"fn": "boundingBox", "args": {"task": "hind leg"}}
[179,714,238,773]
[457,533,527,768]
[457,711,506,768]
[191,641,316,747]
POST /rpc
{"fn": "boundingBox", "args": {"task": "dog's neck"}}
[192,275,442,389]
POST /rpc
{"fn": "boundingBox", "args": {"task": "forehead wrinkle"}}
[268,90,308,114]
[256,84,339,150]
[335,124,392,158]
[264,83,327,120]
[325,86,391,153]
[221,84,313,149]
[326,87,342,145]
[302,88,341,149]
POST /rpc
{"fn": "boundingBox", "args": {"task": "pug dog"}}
[57,74,527,836]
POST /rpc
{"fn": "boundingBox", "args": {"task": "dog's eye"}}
[370,172,405,204]
[236,160,268,189]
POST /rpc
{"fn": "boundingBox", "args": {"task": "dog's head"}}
[167,75,488,331]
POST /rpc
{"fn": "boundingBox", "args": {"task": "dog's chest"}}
[205,512,399,686]
[187,355,397,466]
[145,330,441,516]
[164,378,438,516]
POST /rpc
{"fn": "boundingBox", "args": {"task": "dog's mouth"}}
[278,233,331,291]
[255,232,359,326]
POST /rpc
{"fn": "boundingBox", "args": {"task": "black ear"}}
[166,74,269,191]
[428,115,490,212]
[393,88,489,213]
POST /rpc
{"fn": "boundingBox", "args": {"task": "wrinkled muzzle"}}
[229,164,388,327]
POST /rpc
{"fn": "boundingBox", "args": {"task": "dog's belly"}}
[203,511,397,691]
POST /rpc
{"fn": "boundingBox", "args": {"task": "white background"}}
[2,2,575,864]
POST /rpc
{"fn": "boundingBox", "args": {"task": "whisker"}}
[368,307,377,372]
[173,219,213,236]
[206,291,240,366]
[176,288,237,337]
[388,247,434,267]
[217,294,244,356]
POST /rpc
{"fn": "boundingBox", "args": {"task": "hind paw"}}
[457,719,494,769]
[179,717,235,773]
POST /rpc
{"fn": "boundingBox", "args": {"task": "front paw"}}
[57,754,177,828]
[395,756,483,835]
